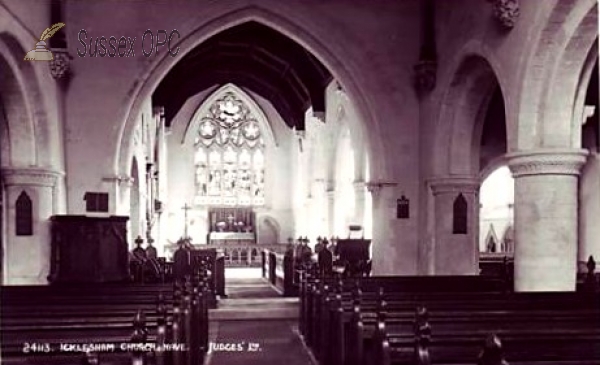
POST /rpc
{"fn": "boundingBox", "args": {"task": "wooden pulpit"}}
[48,215,129,283]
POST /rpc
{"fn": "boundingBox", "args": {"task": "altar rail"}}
[209,243,288,267]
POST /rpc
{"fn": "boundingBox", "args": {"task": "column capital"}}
[507,149,588,177]
[365,181,397,195]
[353,180,367,192]
[1,167,63,187]
[428,176,479,196]
[102,175,134,186]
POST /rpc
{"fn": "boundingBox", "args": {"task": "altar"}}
[209,232,255,245]
[207,207,256,245]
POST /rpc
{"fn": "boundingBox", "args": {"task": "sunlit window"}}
[194,92,265,206]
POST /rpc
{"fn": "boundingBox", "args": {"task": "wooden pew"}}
[1,275,210,365]
[263,248,296,296]
[375,306,600,365]
[300,274,512,359]
[297,268,600,365]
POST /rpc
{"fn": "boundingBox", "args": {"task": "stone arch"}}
[258,215,280,244]
[116,5,385,185]
[0,30,57,170]
[433,53,506,177]
[516,1,598,149]
[573,40,598,147]
[0,36,36,168]
[478,155,508,183]
[182,83,278,148]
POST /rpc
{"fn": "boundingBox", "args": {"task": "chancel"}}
[1,1,599,365]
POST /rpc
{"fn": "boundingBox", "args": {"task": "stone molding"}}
[102,175,134,186]
[1,167,63,187]
[506,149,588,177]
[488,0,520,29]
[49,48,72,80]
[365,181,397,196]
[326,189,336,200]
[353,180,367,193]
[428,176,480,196]
[413,59,437,96]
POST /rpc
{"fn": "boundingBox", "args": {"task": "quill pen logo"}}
[24,22,65,61]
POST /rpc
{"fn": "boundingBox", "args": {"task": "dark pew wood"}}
[1,276,210,365]
[297,268,600,365]
[376,308,600,365]
[263,249,297,296]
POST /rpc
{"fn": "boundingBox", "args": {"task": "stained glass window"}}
[194,92,265,206]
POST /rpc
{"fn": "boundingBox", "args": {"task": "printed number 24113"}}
[22,343,51,353]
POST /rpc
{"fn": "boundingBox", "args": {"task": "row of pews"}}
[1,264,215,365]
[261,249,296,296]
[298,264,600,365]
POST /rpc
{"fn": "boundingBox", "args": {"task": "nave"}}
[206,270,313,365]
[2,251,600,365]
[1,1,599,364]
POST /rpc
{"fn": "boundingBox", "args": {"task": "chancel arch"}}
[165,84,285,245]
[116,6,388,197]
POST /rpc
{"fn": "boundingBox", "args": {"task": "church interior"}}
[1,0,599,364]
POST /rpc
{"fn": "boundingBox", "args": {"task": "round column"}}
[2,167,61,284]
[429,176,480,275]
[507,149,587,292]
[353,181,367,229]
[326,188,335,237]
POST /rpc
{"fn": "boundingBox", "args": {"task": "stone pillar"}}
[2,168,61,284]
[326,187,335,237]
[429,176,480,275]
[368,183,420,275]
[353,181,367,229]
[579,151,600,272]
[507,149,587,292]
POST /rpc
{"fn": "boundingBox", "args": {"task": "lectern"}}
[48,215,129,283]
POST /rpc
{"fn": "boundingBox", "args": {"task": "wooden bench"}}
[375,306,600,365]
[1,277,210,365]
[262,249,296,296]
[297,267,600,365]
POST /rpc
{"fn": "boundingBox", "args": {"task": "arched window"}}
[194,92,265,206]
[15,191,33,236]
